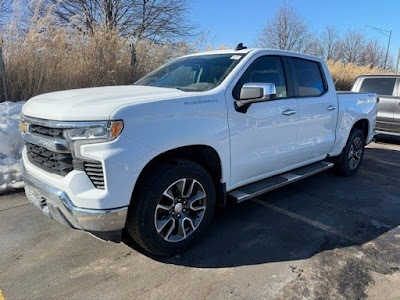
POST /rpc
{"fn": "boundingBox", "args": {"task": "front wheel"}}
[333,128,365,176]
[127,160,216,256]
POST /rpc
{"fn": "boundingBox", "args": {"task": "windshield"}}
[134,54,245,92]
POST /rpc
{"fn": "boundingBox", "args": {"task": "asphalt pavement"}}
[1,134,400,300]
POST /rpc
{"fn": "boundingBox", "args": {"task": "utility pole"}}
[384,30,392,71]
[0,44,8,102]
[396,47,400,75]
[364,25,392,70]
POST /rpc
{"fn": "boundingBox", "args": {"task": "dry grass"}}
[327,60,394,91]
[0,1,395,101]
[1,4,130,101]
[0,1,191,102]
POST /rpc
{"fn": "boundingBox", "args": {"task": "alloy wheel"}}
[154,178,207,242]
[348,136,363,169]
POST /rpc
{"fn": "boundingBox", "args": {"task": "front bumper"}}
[22,163,128,232]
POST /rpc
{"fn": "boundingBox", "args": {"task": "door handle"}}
[282,109,296,116]
[326,105,336,111]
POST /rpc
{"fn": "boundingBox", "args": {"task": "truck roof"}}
[184,48,324,63]
[355,74,399,78]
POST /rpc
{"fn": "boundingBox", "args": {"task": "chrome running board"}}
[228,161,334,203]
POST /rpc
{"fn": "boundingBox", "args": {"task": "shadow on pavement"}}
[124,146,400,268]
[375,133,400,145]
[0,188,25,196]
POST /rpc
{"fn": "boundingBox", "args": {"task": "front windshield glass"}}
[134,54,245,92]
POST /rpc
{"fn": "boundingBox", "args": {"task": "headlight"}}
[63,120,124,141]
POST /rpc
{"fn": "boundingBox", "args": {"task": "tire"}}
[333,128,365,176]
[127,160,216,256]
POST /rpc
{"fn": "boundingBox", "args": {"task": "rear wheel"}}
[333,128,365,176]
[127,160,215,256]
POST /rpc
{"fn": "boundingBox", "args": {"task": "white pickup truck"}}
[20,47,378,256]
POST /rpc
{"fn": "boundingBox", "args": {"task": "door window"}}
[233,56,287,100]
[291,58,326,97]
[359,78,396,96]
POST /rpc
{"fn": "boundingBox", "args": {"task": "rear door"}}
[358,77,397,133]
[288,57,337,162]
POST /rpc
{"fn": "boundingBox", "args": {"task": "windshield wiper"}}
[175,87,200,92]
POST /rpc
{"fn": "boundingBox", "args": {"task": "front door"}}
[226,55,299,188]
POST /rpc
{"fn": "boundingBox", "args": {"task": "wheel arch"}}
[131,145,227,208]
[352,118,369,142]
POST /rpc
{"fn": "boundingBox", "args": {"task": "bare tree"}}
[45,0,194,42]
[0,0,12,13]
[0,0,12,27]
[256,1,315,54]
[359,38,387,69]
[316,25,340,61]
[131,0,194,42]
[45,0,134,34]
[338,30,366,64]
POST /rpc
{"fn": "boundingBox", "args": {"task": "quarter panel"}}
[329,93,377,156]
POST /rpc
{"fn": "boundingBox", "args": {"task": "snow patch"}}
[0,101,25,193]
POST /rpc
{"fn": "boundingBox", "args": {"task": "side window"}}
[291,58,326,97]
[233,56,287,100]
[359,78,396,96]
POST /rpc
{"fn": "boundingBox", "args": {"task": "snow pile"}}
[0,101,25,193]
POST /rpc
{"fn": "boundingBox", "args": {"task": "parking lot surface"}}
[1,135,400,300]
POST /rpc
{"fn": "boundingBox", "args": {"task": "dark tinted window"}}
[359,78,396,96]
[233,56,287,100]
[291,58,326,97]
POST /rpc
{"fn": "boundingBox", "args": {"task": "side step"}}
[228,161,334,203]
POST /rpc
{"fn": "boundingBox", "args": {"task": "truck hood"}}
[22,85,188,121]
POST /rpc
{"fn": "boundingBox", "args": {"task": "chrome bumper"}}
[22,163,128,232]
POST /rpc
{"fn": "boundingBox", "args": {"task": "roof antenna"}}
[235,43,247,51]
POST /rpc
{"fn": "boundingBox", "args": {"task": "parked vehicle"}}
[20,46,378,256]
[352,75,400,135]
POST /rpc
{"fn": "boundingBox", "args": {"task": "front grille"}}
[24,120,106,189]
[26,143,73,176]
[84,161,105,190]
[29,124,64,139]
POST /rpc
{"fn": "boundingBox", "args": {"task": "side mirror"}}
[240,83,276,101]
[236,83,277,113]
